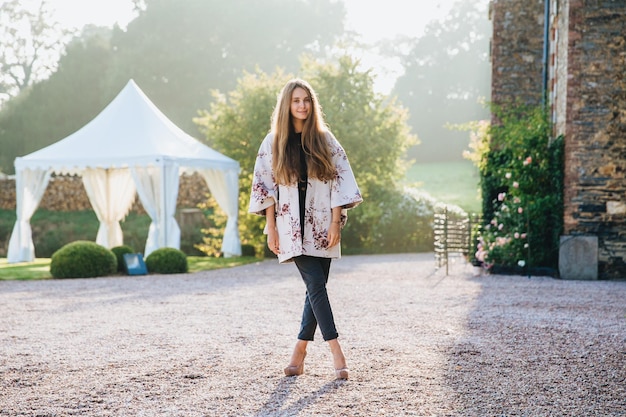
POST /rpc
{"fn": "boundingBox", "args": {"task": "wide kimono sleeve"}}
[327,132,363,210]
[248,133,277,216]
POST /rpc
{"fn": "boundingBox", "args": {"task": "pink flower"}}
[496,237,510,246]
[521,233,527,239]
[518,207,523,214]
[523,156,532,166]
[498,192,506,201]
[513,181,519,188]
[514,232,520,238]
[498,223,504,230]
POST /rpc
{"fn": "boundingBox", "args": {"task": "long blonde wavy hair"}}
[271,79,335,185]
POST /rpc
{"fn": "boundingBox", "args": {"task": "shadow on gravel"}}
[443,273,626,415]
[254,377,348,416]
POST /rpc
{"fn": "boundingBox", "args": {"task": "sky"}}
[47,0,460,93]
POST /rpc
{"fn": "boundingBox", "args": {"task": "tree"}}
[0,0,346,173]
[193,55,417,255]
[393,0,491,163]
[0,29,117,172]
[302,56,415,191]
[193,68,282,255]
[0,0,71,104]
[108,0,345,134]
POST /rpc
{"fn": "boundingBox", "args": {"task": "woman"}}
[249,79,362,380]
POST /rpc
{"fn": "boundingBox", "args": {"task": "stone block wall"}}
[0,173,210,213]
[490,0,546,108]
[562,0,626,279]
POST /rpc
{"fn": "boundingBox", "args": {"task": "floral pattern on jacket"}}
[248,131,362,263]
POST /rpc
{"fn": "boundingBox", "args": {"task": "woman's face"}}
[290,87,311,124]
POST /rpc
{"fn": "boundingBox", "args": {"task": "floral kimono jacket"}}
[249,131,363,263]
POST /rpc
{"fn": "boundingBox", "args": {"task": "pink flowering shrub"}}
[476,175,530,268]
[466,105,563,272]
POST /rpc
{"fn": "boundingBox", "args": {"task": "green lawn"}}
[404,161,482,213]
[0,258,52,280]
[0,256,260,281]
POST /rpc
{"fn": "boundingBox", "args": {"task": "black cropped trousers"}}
[292,255,339,341]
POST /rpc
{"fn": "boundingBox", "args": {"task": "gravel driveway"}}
[1,253,624,416]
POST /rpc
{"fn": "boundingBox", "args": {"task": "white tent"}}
[7,79,241,263]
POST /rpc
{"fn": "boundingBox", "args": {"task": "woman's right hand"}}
[267,227,280,255]
[265,205,279,255]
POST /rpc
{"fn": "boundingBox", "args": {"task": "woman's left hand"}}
[328,222,341,248]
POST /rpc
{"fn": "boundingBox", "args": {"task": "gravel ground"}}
[0,253,624,416]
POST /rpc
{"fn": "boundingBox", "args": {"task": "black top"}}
[288,131,307,240]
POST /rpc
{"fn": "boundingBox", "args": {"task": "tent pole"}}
[160,160,167,249]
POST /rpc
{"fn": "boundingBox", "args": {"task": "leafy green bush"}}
[50,240,117,279]
[145,247,188,274]
[241,244,256,257]
[0,209,16,257]
[195,198,229,257]
[179,225,206,256]
[343,185,436,254]
[31,210,99,258]
[111,245,135,272]
[469,104,563,271]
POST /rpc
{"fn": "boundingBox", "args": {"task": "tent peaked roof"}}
[15,79,238,172]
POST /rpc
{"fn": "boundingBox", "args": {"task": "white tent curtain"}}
[198,168,242,257]
[82,168,137,249]
[131,162,181,257]
[7,168,52,262]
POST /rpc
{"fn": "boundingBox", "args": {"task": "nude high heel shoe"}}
[284,352,307,376]
[334,367,349,380]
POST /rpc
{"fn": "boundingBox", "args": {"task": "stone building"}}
[490,0,626,279]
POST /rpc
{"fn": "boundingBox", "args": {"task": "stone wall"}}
[562,0,626,278]
[490,0,546,108]
[0,173,210,213]
[491,0,626,278]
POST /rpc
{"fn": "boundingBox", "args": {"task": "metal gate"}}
[434,206,481,274]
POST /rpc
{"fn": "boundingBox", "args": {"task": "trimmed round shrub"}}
[145,247,188,274]
[50,240,117,279]
[111,245,135,272]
